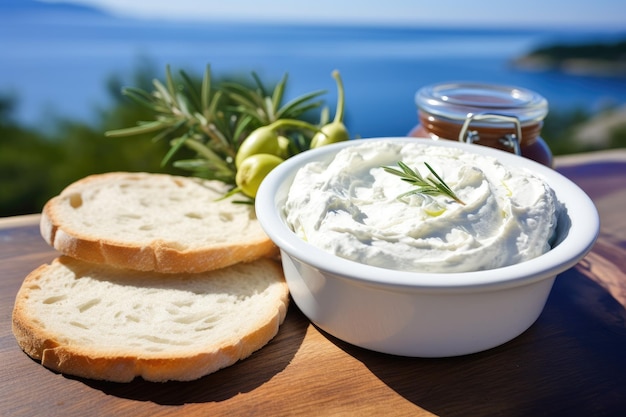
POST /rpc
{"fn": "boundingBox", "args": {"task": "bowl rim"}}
[255,137,600,291]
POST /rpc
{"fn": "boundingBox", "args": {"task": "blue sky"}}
[43,0,626,29]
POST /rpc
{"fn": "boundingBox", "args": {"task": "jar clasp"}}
[458,113,522,155]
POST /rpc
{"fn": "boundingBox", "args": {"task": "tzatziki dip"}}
[284,140,560,273]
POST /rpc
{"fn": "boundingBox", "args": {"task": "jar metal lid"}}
[415,82,548,125]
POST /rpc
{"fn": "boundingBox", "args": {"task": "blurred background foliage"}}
[1,63,625,217]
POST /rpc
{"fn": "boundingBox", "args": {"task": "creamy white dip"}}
[284,140,560,273]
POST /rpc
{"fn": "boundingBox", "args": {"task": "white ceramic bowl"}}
[255,137,599,357]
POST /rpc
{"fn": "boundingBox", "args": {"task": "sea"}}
[2,5,626,138]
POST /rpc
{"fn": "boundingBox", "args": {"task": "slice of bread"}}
[41,172,277,273]
[12,256,289,382]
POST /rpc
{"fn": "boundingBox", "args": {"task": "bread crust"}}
[40,172,279,273]
[12,256,289,382]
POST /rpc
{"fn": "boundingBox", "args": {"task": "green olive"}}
[236,119,320,167]
[311,70,350,148]
[235,126,280,168]
[236,153,284,198]
[277,135,292,159]
[310,122,350,148]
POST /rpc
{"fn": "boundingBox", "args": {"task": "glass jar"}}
[409,82,553,167]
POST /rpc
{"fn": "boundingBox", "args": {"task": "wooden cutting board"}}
[2,151,626,417]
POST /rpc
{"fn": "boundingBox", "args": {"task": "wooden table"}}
[2,150,626,417]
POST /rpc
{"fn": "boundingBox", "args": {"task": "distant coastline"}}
[4,2,626,136]
[512,38,626,77]
[1,0,108,15]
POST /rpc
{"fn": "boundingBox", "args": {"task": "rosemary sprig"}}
[382,161,465,205]
[104,65,327,186]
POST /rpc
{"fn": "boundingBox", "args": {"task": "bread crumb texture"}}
[41,172,277,272]
[12,256,289,382]
[54,172,259,246]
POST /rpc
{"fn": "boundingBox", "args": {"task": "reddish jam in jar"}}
[409,82,553,167]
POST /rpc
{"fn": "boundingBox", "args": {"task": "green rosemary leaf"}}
[381,166,407,178]
[276,90,326,119]
[231,199,255,205]
[150,119,187,143]
[398,161,417,177]
[223,86,262,113]
[383,162,465,205]
[175,92,193,118]
[251,71,268,97]
[154,78,179,109]
[216,186,244,201]
[179,69,202,114]
[172,158,232,179]
[424,163,450,191]
[206,90,223,120]
[180,138,234,175]
[264,96,275,121]
[271,73,288,115]
[205,124,232,153]
[161,134,191,167]
[232,115,254,144]
[171,158,210,171]
[165,65,178,102]
[120,87,158,110]
[201,65,212,112]
[232,106,268,125]
[105,120,167,137]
